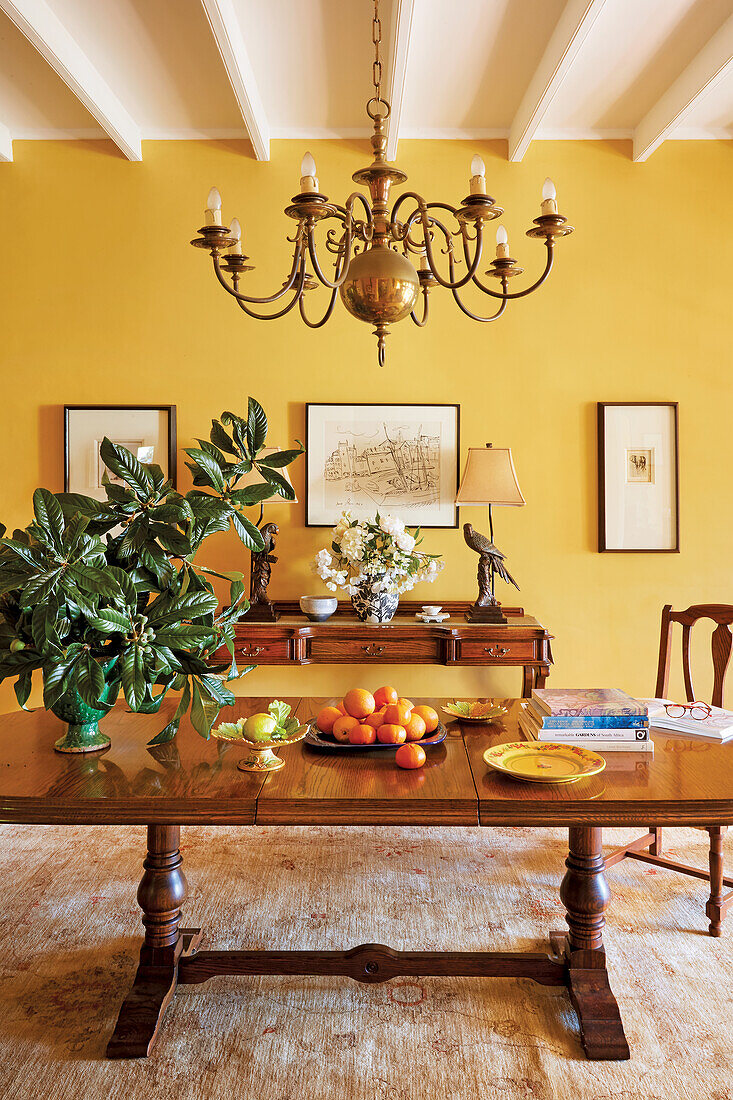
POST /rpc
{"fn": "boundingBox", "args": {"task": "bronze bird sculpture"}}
[463,521,519,624]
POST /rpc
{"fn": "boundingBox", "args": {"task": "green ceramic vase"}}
[51,659,121,754]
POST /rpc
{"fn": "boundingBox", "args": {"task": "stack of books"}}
[520,688,652,753]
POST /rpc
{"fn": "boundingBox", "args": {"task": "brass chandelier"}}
[191,0,573,366]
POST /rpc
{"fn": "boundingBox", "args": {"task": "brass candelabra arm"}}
[233,272,305,321]
[409,284,431,327]
[391,193,485,291]
[298,284,339,329]
[451,282,509,323]
[473,239,555,300]
[211,240,304,304]
[306,210,355,290]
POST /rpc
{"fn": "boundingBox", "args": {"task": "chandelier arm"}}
[472,239,555,300]
[451,284,508,323]
[391,194,484,291]
[211,241,304,304]
[409,290,430,327]
[233,271,305,320]
[307,224,354,290]
[298,285,339,329]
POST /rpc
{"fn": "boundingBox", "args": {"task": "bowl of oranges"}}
[305,687,445,768]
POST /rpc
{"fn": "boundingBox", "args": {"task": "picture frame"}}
[64,405,177,499]
[597,402,679,553]
[305,403,460,528]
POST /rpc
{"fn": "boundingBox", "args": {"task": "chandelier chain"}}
[372,0,382,104]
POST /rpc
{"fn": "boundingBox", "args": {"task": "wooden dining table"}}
[1,695,731,1063]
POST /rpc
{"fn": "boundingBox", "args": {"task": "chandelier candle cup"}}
[496,226,510,259]
[299,151,319,194]
[470,154,487,196]
[205,186,222,225]
[541,178,558,216]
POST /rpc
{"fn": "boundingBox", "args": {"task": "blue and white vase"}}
[351,577,399,624]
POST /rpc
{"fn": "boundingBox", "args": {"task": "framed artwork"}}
[64,405,177,499]
[597,402,679,552]
[305,403,460,528]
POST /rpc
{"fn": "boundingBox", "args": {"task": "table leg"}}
[107,825,201,1059]
[551,826,630,1060]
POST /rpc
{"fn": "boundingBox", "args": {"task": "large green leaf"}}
[232,512,265,552]
[18,569,62,607]
[147,679,191,745]
[32,489,65,548]
[184,448,226,492]
[88,608,131,633]
[100,438,152,498]
[190,678,219,739]
[121,647,146,710]
[210,420,238,456]
[247,397,268,455]
[67,563,122,599]
[149,523,191,556]
[148,588,218,625]
[76,653,106,708]
[43,656,80,711]
[14,670,33,709]
[255,447,303,469]
[255,466,296,501]
[229,484,275,506]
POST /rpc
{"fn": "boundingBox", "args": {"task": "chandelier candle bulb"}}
[541,177,557,216]
[469,154,487,196]
[228,218,243,255]
[205,186,222,226]
[300,151,319,194]
[496,225,510,259]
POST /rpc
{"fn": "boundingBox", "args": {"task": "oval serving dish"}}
[304,719,448,752]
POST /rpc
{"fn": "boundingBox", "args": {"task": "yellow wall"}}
[0,137,731,708]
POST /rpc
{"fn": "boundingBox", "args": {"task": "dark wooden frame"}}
[597,401,679,553]
[64,404,178,492]
[304,402,461,528]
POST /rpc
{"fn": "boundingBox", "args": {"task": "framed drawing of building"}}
[305,403,460,528]
[597,402,679,552]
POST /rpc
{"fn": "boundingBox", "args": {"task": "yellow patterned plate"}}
[482,742,606,784]
[442,701,507,722]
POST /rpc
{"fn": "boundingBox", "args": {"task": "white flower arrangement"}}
[313,510,444,596]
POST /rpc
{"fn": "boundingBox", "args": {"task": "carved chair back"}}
[655,604,733,709]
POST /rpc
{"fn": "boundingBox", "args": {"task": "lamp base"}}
[465,602,508,625]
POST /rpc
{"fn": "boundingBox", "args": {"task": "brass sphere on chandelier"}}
[339,246,420,327]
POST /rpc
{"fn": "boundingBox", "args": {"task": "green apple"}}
[243,713,278,742]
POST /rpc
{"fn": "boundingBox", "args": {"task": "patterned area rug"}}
[0,824,731,1100]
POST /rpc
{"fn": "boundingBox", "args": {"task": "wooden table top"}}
[1,698,732,827]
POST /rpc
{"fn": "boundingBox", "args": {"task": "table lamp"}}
[455,444,525,624]
[239,447,297,622]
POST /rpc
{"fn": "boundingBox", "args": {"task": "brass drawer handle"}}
[362,644,385,656]
[241,644,265,657]
[484,645,509,657]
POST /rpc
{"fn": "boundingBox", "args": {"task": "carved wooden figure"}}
[243,522,280,622]
[463,521,519,624]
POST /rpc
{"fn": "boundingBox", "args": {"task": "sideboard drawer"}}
[455,639,536,664]
[234,638,292,664]
[307,633,440,664]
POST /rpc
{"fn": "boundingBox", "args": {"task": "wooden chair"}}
[605,603,733,936]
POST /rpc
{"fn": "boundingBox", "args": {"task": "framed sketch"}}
[64,405,177,499]
[597,402,679,552]
[305,403,460,527]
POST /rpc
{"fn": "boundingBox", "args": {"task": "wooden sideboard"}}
[217,602,553,697]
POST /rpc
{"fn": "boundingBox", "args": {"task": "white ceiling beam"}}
[633,14,733,163]
[0,123,12,162]
[200,0,270,161]
[508,0,608,162]
[385,0,415,163]
[0,0,141,160]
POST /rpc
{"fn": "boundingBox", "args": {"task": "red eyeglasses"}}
[664,701,713,721]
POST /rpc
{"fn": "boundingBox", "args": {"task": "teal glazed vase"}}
[51,660,120,754]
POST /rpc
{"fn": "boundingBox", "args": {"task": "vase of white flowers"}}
[313,511,443,624]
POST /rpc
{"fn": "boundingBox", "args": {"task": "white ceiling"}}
[0,0,731,163]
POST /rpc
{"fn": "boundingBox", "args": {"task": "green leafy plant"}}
[0,398,302,744]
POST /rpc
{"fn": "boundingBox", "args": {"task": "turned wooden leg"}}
[706,826,725,938]
[555,826,630,1060]
[107,825,200,1059]
[650,827,663,856]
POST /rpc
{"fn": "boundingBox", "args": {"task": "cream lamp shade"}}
[239,447,298,503]
[455,446,525,507]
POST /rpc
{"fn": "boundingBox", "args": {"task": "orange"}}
[349,723,377,745]
[383,702,412,726]
[404,713,427,741]
[412,705,439,734]
[336,701,347,715]
[343,688,376,719]
[395,743,426,769]
[365,707,387,729]
[373,685,399,708]
[397,698,415,712]
[316,706,342,734]
[332,715,359,742]
[376,723,407,745]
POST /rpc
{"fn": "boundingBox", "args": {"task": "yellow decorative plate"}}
[482,741,606,784]
[442,701,507,722]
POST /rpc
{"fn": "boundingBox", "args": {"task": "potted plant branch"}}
[0,398,302,752]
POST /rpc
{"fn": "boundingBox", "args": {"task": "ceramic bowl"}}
[422,604,442,617]
[299,595,338,622]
